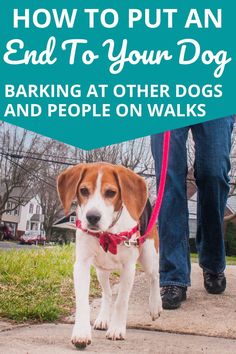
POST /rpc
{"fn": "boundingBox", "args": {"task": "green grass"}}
[225,256,236,265]
[0,245,101,323]
[191,253,236,265]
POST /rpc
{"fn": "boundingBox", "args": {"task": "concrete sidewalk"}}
[1,324,236,354]
[0,264,236,353]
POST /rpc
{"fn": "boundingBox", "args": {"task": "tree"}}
[74,137,154,173]
[0,123,53,219]
[186,118,236,222]
[36,142,72,239]
[225,124,236,221]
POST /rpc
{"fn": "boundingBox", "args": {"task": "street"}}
[0,241,40,250]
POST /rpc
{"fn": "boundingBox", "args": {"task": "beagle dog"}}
[57,162,162,349]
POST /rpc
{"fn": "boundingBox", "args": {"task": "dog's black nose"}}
[86,210,101,226]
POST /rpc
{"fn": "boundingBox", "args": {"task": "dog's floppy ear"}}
[57,164,86,214]
[115,166,148,221]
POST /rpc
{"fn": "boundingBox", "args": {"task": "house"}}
[225,196,236,221]
[17,196,44,236]
[1,200,20,238]
[53,212,76,230]
[188,192,236,238]
[52,212,76,243]
[1,193,44,238]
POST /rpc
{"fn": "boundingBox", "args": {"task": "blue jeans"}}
[151,117,235,287]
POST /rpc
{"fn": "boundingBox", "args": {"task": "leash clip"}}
[124,239,138,248]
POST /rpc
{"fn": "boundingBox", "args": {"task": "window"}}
[29,204,34,214]
[31,223,39,231]
[36,205,40,214]
[5,202,11,215]
[13,207,19,216]
[26,221,30,230]
[5,202,19,216]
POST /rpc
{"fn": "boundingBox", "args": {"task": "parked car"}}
[19,231,46,245]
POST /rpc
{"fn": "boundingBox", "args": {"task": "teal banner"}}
[0,1,235,149]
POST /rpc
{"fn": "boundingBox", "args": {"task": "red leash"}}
[138,131,171,246]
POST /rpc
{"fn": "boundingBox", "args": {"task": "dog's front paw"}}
[106,325,126,341]
[149,296,162,321]
[71,323,92,349]
[94,315,109,331]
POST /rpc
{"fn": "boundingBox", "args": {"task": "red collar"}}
[76,219,139,255]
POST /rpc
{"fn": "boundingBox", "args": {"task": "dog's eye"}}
[105,190,116,198]
[80,187,89,197]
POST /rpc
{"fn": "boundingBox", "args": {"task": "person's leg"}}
[192,116,234,277]
[151,127,191,289]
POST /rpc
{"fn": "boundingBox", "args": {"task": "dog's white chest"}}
[92,245,139,271]
[93,250,123,271]
[76,229,139,272]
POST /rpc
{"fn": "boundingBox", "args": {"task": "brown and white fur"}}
[57,162,162,349]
